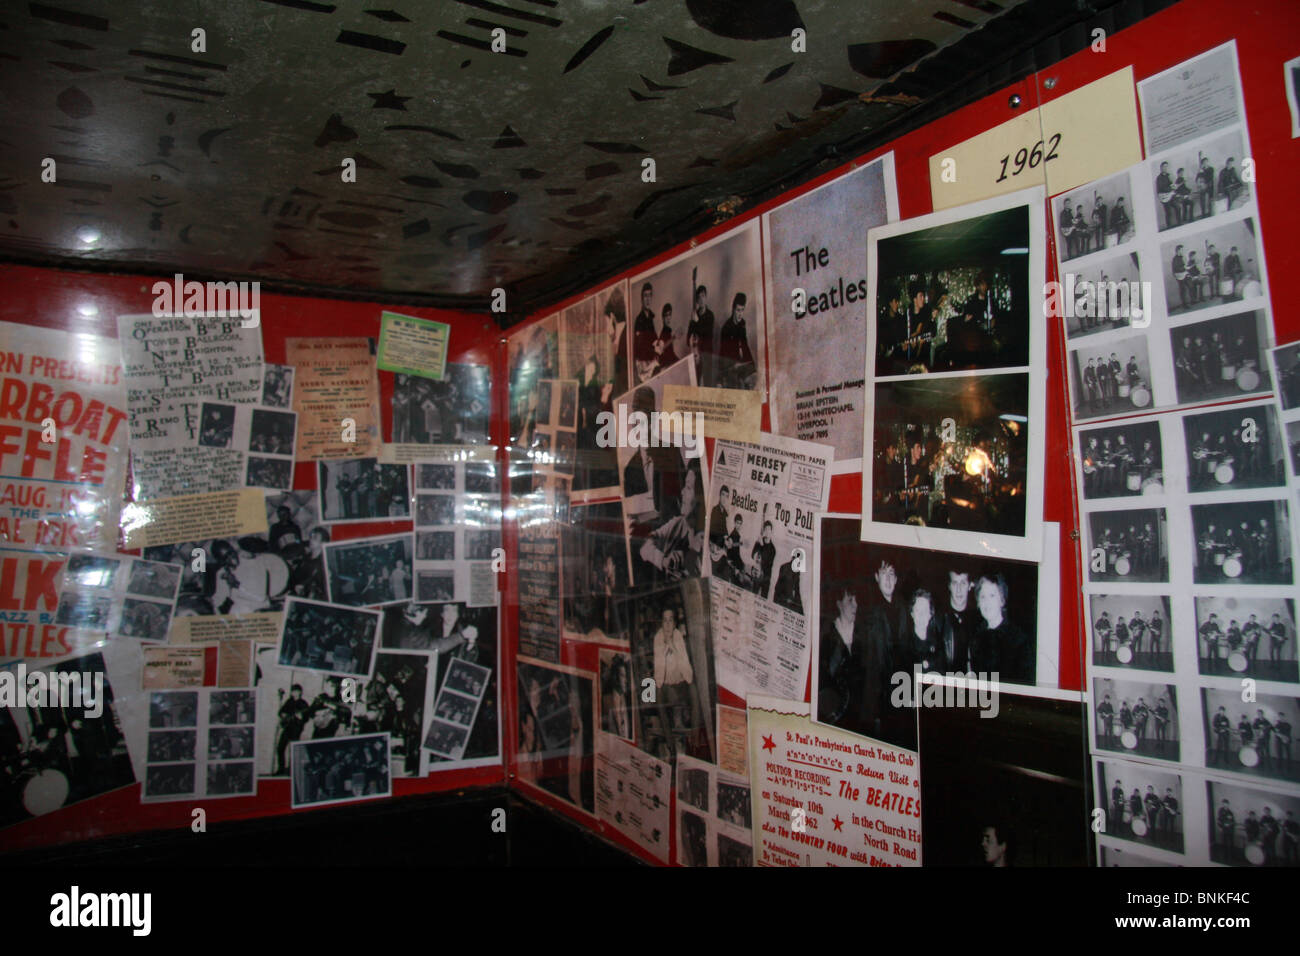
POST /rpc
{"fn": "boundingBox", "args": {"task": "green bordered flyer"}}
[376,311,450,379]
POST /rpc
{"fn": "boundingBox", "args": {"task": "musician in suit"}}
[751,520,776,597]
[632,282,657,379]
[1107,353,1123,402]
[1097,694,1116,745]
[1260,808,1280,863]
[1218,157,1243,208]
[1058,203,1076,258]
[899,280,934,371]
[1205,244,1221,300]
[1083,359,1100,411]
[1275,711,1292,766]
[654,303,678,371]
[1244,810,1261,847]
[1156,162,1179,229]
[709,484,729,545]
[1200,612,1223,669]
[1110,779,1125,829]
[1143,786,1162,833]
[717,292,756,389]
[1173,168,1193,223]
[1095,610,1113,657]
[1253,709,1274,769]
[1161,788,1179,841]
[1133,697,1150,746]
[1091,195,1107,251]
[1212,706,1233,765]
[1196,156,1216,219]
[939,569,974,672]
[1217,799,1236,851]
[1149,608,1164,654]
[1074,204,1088,255]
[1171,245,1189,310]
[1097,357,1115,406]
[1154,697,1171,751]
[1110,196,1131,242]
[1223,246,1243,295]
[1269,613,1289,663]
[692,283,717,387]
[1184,251,1202,306]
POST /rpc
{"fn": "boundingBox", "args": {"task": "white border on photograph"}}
[289,732,393,809]
[275,596,382,680]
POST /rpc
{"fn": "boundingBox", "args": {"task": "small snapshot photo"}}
[1205,779,1299,867]
[1093,678,1180,762]
[116,598,171,641]
[599,649,635,743]
[247,456,293,491]
[1089,594,1172,672]
[127,560,181,599]
[1190,498,1292,585]
[262,364,294,408]
[249,408,295,456]
[324,534,414,606]
[1056,169,1136,261]
[198,402,236,448]
[677,765,709,813]
[416,493,457,527]
[422,719,469,758]
[1274,341,1300,410]
[1069,335,1153,418]
[207,762,255,796]
[1078,420,1163,500]
[464,462,497,495]
[465,529,499,561]
[63,554,121,590]
[679,809,707,867]
[416,530,455,561]
[149,691,198,728]
[1086,507,1168,583]
[1160,218,1264,316]
[290,733,392,808]
[558,381,578,429]
[415,570,454,603]
[207,726,254,760]
[415,463,455,491]
[144,764,195,798]
[1061,251,1144,340]
[318,459,411,522]
[1194,596,1297,683]
[717,780,750,829]
[433,692,476,725]
[1201,687,1299,784]
[277,597,380,677]
[717,832,752,867]
[1170,310,1270,404]
[1150,129,1250,232]
[54,591,113,630]
[209,690,256,726]
[147,730,195,763]
[1182,403,1284,493]
[1095,759,1184,855]
[444,658,489,698]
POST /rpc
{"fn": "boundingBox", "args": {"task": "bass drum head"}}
[1121,729,1138,750]
[1239,744,1259,767]
[1141,477,1164,496]
[1117,644,1134,664]
[1224,555,1244,578]
[1131,386,1151,407]
[1115,555,1132,576]
[1215,463,1235,484]
[1130,817,1149,837]
[1228,651,1248,672]
[1236,367,1260,392]
[1245,842,1266,866]
[22,769,70,816]
[1242,280,1263,298]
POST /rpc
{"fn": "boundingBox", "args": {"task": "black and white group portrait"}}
[1070,335,1153,417]
[1060,251,1144,339]
[1057,170,1135,260]
[277,598,380,677]
[1160,217,1264,315]
[318,459,410,522]
[198,402,236,448]
[516,661,594,813]
[249,408,295,456]
[1090,594,1173,672]
[392,363,490,445]
[290,733,391,808]
[562,501,631,644]
[1079,420,1163,499]
[1194,596,1296,682]
[1151,129,1249,232]
[1170,310,1270,404]
[1206,780,1299,867]
[874,204,1031,375]
[1182,403,1284,492]
[324,534,413,606]
[1087,508,1168,583]
[599,649,635,743]
[1093,678,1180,762]
[1191,498,1292,584]
[1095,759,1184,854]
[1201,688,1298,783]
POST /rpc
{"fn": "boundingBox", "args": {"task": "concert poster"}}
[762,155,898,472]
[862,186,1047,561]
[285,336,382,462]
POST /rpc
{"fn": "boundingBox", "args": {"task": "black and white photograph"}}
[1069,335,1154,418]
[0,652,135,828]
[1056,169,1136,261]
[391,363,491,445]
[423,721,467,757]
[918,693,1088,866]
[508,315,558,453]
[428,605,499,766]
[53,591,112,631]
[677,764,709,813]
[870,373,1033,543]
[1078,420,1164,500]
[351,652,430,776]
[276,597,380,677]
[207,762,254,796]
[126,559,181,600]
[1060,251,1144,339]
[323,533,414,606]
[1194,596,1296,682]
[627,579,717,764]
[1273,341,1300,411]
[207,726,254,760]
[628,218,763,392]
[516,660,595,814]
[249,408,295,456]
[679,809,707,867]
[1191,498,1292,585]
[717,780,750,829]
[558,280,627,495]
[464,461,497,495]
[1200,687,1298,783]
[415,463,455,491]
[415,493,456,527]
[116,598,171,641]
[717,832,752,867]
[1160,218,1264,316]
[247,456,292,491]
[558,381,577,429]
[1086,507,1169,583]
[318,458,411,523]
[1150,128,1250,231]
[599,649,635,743]
[562,501,631,644]
[147,730,195,764]
[465,529,499,561]
[62,554,121,590]
[416,530,455,561]
[1182,403,1284,492]
[1095,759,1184,854]
[1092,677,1180,762]
[1170,310,1271,404]
[1206,780,1299,866]
[415,570,454,603]
[815,518,1043,755]
[1089,594,1173,671]
[198,401,236,448]
[871,200,1034,376]
[1289,421,1300,479]
[262,363,294,409]
[210,690,255,725]
[290,733,392,808]
[143,764,194,799]
[149,691,198,728]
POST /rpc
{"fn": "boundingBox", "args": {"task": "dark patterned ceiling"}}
[0,0,1159,312]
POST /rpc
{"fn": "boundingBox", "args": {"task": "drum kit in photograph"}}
[1228,650,1249,672]
[1116,643,1134,664]
[1244,841,1266,865]
[1121,729,1139,749]
[20,768,69,816]
[1239,743,1260,767]
[1130,816,1149,837]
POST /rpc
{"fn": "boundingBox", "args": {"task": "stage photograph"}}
[1205,780,1299,867]
[1089,594,1173,672]
[1086,507,1169,584]
[1194,596,1296,683]
[1170,309,1271,405]
[1095,758,1185,854]
[1160,216,1264,316]
[1078,419,1164,500]
[1056,169,1136,261]
[1191,498,1292,585]
[1069,334,1154,419]
[1150,128,1250,232]
[1182,402,1284,493]
[1093,677,1180,762]
[1201,688,1299,784]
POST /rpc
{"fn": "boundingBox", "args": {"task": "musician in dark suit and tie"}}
[1218,157,1243,208]
[1171,245,1189,309]
[1109,196,1131,244]
[1223,246,1243,296]
[1091,195,1107,250]
[1156,162,1178,228]
[1196,157,1216,219]
[1083,359,1100,411]
[632,283,657,380]
[1059,203,1076,257]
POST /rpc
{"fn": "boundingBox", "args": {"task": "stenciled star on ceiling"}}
[367,88,411,110]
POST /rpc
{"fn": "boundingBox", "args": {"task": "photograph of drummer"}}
[1194,597,1298,683]
[1086,508,1168,584]
[1160,218,1263,316]
[1069,335,1152,419]
[1089,595,1173,672]
[1182,403,1285,493]
[1190,498,1293,586]
[1150,129,1249,233]
[1094,758,1184,853]
[1200,688,1300,784]
[1207,780,1300,867]
[1170,310,1271,405]
[1079,421,1163,500]
[1060,251,1143,340]
[1093,678,1179,763]
[1056,170,1135,262]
